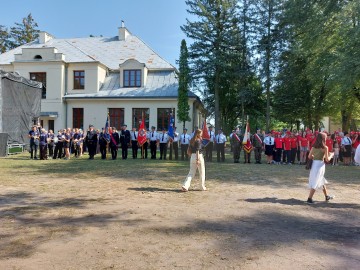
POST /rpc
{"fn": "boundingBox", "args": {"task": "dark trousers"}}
[291,148,297,163]
[284,150,291,163]
[169,141,178,160]
[181,144,189,161]
[88,143,96,159]
[100,144,107,159]
[40,144,47,160]
[132,141,138,158]
[110,145,118,160]
[254,147,262,163]
[30,142,38,159]
[48,143,54,157]
[205,142,213,162]
[141,142,148,158]
[150,141,157,159]
[159,143,167,159]
[233,145,241,162]
[53,143,63,159]
[74,144,81,157]
[216,143,225,162]
[275,148,282,162]
[121,143,128,159]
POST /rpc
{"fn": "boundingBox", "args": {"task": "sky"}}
[0,0,192,67]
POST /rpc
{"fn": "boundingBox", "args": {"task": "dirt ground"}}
[0,154,359,270]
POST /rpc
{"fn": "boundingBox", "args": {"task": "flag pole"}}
[141,111,144,159]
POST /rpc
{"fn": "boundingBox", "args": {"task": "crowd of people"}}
[27,124,360,167]
[229,128,360,166]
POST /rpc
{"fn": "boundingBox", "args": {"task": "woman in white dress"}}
[306,132,334,204]
[181,129,206,192]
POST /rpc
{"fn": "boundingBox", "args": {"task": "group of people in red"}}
[264,128,360,166]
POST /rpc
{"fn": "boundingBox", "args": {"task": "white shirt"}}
[341,137,352,146]
[131,131,138,141]
[215,133,227,144]
[180,133,191,145]
[158,132,169,143]
[264,136,274,145]
[150,131,158,141]
[173,132,179,142]
[208,130,215,143]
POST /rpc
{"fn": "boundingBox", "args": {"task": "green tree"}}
[182,0,240,130]
[177,39,191,129]
[8,13,39,49]
[0,25,9,53]
[250,0,284,131]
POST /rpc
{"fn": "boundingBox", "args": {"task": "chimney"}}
[118,21,131,41]
[39,31,54,44]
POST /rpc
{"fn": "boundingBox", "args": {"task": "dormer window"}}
[124,70,141,87]
[34,55,42,60]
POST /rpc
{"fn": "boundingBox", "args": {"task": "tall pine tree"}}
[182,0,240,130]
[177,39,191,129]
[9,13,39,49]
[0,25,9,53]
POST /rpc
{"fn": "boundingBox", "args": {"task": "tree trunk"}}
[265,1,272,132]
[214,68,221,130]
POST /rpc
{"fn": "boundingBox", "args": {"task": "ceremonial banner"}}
[168,113,175,139]
[201,119,210,147]
[104,113,112,144]
[243,121,253,153]
[137,116,147,146]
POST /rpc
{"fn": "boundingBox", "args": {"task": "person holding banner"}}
[181,129,206,192]
[205,125,215,162]
[243,121,253,163]
[231,128,242,163]
[252,128,264,164]
[109,127,120,160]
[131,127,139,159]
[137,119,148,159]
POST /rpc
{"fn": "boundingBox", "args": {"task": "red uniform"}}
[326,138,333,152]
[290,137,297,148]
[300,137,309,147]
[283,137,291,151]
[275,137,283,148]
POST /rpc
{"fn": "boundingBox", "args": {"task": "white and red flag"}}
[242,121,253,153]
[137,115,147,146]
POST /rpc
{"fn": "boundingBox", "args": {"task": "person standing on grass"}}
[306,132,334,204]
[215,129,227,162]
[341,131,352,165]
[181,129,206,192]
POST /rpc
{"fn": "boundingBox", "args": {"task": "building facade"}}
[0,24,204,132]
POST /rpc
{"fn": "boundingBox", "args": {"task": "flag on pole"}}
[201,119,210,147]
[105,112,117,145]
[137,114,147,146]
[104,113,110,143]
[243,121,253,153]
[168,113,175,140]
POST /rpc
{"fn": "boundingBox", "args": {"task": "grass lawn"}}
[0,151,359,269]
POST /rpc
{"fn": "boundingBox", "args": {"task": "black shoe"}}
[325,195,334,201]
[307,198,314,204]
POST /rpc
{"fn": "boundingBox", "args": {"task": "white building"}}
[0,24,204,132]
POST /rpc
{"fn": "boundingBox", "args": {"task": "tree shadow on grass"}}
[147,210,360,268]
[244,197,360,209]
[0,191,143,259]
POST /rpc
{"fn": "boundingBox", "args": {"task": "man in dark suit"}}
[86,124,98,160]
[109,127,120,160]
[120,124,131,159]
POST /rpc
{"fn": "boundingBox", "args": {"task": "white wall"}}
[66,98,198,131]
